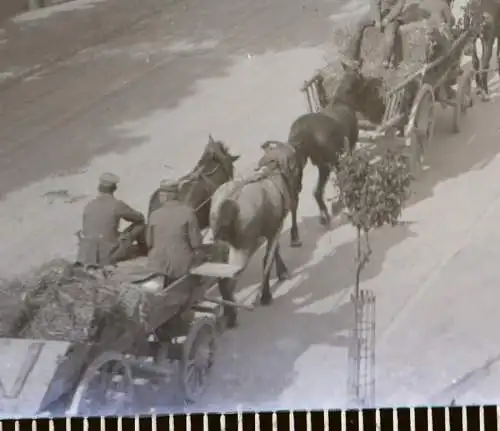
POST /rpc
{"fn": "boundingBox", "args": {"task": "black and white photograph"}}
[0,0,499,419]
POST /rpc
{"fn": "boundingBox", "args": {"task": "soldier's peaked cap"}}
[99,172,120,186]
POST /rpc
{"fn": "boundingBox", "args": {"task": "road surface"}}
[2,0,500,416]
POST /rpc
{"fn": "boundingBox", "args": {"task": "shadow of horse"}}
[173,217,417,412]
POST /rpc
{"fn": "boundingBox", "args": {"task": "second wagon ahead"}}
[302,26,476,175]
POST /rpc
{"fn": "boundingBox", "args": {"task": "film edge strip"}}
[1,404,499,430]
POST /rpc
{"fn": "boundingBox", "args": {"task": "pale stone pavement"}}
[1,0,500,416]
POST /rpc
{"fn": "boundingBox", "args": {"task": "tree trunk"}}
[355,227,362,300]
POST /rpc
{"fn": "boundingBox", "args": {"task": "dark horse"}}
[147,135,240,229]
[209,141,302,327]
[284,62,389,247]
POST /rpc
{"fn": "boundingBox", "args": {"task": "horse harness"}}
[180,148,233,213]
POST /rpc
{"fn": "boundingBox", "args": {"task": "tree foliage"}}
[334,148,414,295]
[335,148,413,232]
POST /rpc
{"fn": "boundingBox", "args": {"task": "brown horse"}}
[209,141,302,327]
[147,135,240,229]
[284,63,388,247]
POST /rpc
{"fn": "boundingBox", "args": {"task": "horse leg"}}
[260,240,276,306]
[472,42,482,91]
[314,164,331,226]
[290,197,302,248]
[218,278,238,328]
[274,242,290,281]
[480,29,495,97]
[217,246,250,328]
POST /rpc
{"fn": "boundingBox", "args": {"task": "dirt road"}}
[3,0,500,416]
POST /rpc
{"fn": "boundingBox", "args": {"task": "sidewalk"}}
[0,0,174,89]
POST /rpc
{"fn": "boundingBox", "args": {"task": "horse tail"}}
[213,199,239,243]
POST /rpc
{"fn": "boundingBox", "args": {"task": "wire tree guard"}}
[348,289,376,408]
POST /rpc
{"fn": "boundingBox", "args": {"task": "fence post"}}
[347,289,376,408]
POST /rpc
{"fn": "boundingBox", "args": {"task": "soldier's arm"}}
[384,0,406,23]
[116,200,145,224]
[186,210,202,250]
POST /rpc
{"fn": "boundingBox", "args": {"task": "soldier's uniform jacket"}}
[146,200,202,279]
[77,193,144,265]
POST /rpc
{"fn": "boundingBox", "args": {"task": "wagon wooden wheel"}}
[452,68,474,133]
[179,316,216,403]
[67,352,135,416]
[405,84,435,175]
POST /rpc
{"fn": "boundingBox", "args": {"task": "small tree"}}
[334,148,413,299]
[335,147,413,407]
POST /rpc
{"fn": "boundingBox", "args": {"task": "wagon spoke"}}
[185,359,197,386]
[194,367,203,390]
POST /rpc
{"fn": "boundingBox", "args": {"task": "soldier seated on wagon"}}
[146,179,205,287]
[346,0,406,69]
[76,173,148,267]
[424,0,458,98]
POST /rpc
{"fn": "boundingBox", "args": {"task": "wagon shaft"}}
[0,338,75,416]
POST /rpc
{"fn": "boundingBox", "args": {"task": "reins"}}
[179,147,234,214]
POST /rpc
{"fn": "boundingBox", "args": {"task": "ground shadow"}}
[407,96,500,207]
[0,0,345,196]
[126,213,416,414]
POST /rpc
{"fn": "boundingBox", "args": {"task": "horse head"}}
[336,60,386,124]
[198,134,240,180]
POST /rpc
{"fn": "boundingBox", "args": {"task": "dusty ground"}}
[2,0,500,417]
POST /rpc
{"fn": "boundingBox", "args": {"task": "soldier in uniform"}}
[76,173,147,266]
[423,0,457,98]
[146,179,203,286]
[346,0,406,68]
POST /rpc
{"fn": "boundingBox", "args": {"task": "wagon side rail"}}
[301,73,328,113]
[387,28,474,96]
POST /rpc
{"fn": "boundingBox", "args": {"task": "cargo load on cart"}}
[0,244,248,417]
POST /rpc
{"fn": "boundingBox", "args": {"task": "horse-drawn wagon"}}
[0,249,248,417]
[302,26,476,174]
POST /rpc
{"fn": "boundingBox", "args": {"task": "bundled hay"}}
[0,259,170,344]
[0,259,73,338]
[321,0,476,98]
[0,244,225,345]
[322,20,433,96]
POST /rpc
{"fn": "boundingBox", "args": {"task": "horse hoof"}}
[224,314,238,329]
[290,239,303,248]
[226,319,238,330]
[260,295,273,306]
[278,271,290,281]
[320,217,330,226]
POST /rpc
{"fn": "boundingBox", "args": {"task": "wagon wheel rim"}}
[459,75,473,114]
[180,318,216,403]
[414,91,434,148]
[453,70,474,133]
[461,78,472,113]
[79,360,132,415]
[67,353,134,416]
[405,85,434,172]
